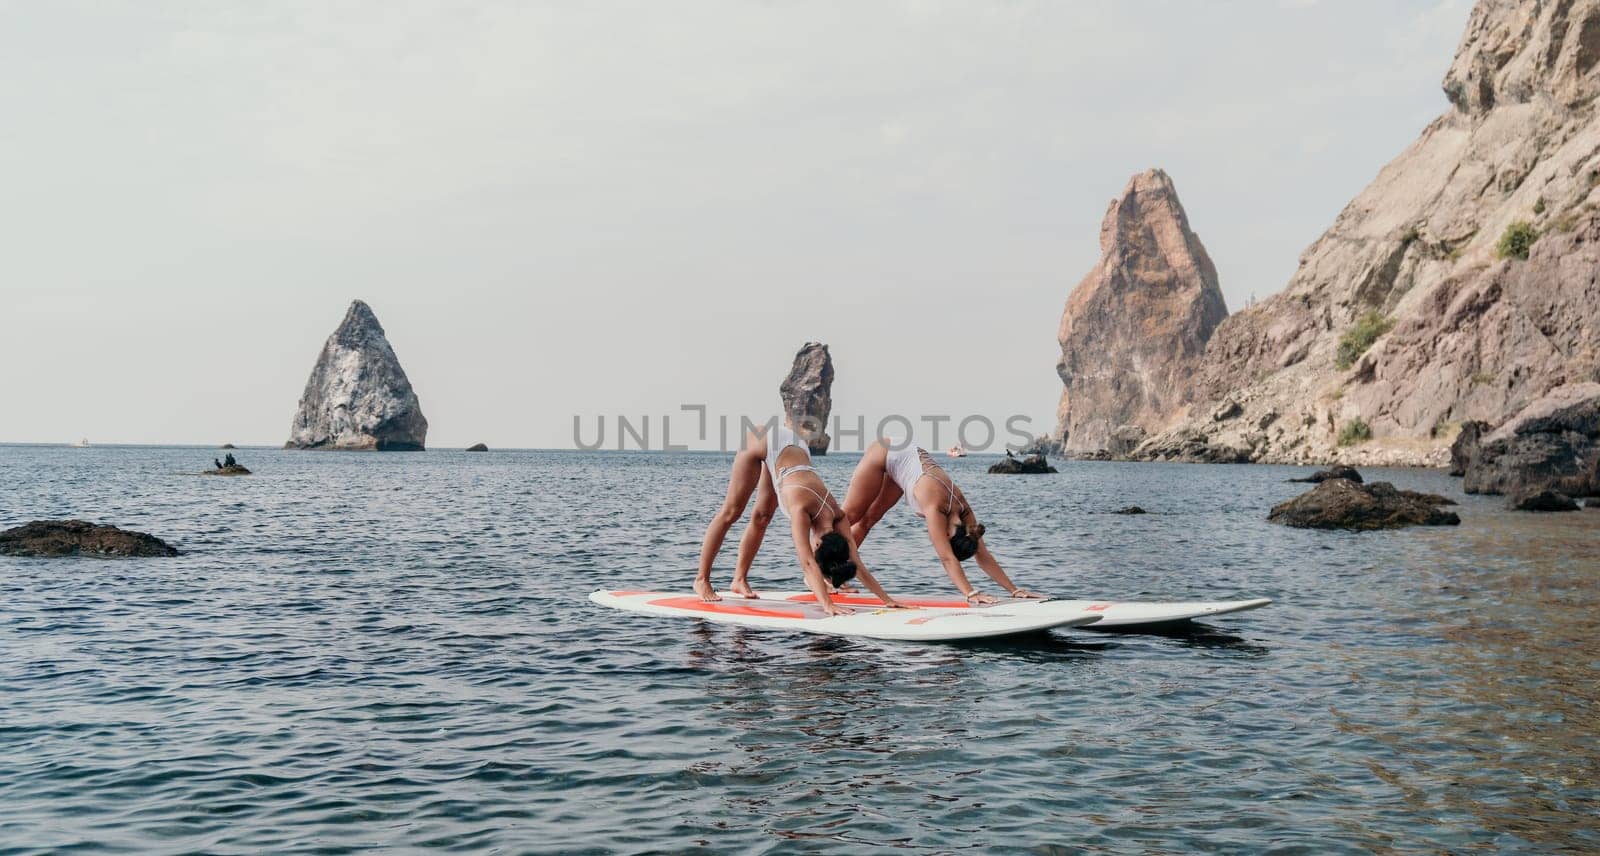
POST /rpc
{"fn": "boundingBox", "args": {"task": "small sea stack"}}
[286,300,428,451]
[780,342,833,455]
[466,443,489,452]
[0,520,179,557]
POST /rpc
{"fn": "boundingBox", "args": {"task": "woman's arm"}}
[926,513,995,604]
[835,519,902,608]
[790,517,848,616]
[972,540,1043,598]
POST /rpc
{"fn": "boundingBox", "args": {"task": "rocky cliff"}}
[1133,0,1600,466]
[286,300,428,451]
[780,342,833,454]
[1054,169,1228,452]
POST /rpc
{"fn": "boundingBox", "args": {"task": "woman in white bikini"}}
[694,424,904,615]
[843,437,1044,605]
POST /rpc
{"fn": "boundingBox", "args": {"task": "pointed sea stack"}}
[780,342,834,454]
[1054,169,1228,454]
[286,300,428,451]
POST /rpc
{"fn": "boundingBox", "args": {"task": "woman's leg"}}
[729,465,776,597]
[695,433,765,601]
[844,438,907,546]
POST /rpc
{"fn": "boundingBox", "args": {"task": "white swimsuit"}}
[885,442,962,518]
[767,425,829,520]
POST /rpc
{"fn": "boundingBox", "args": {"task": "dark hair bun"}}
[949,524,981,561]
[814,532,858,587]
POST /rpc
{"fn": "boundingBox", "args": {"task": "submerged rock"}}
[202,465,252,476]
[1268,480,1460,530]
[988,453,1057,475]
[286,300,428,451]
[466,443,489,452]
[780,342,833,454]
[0,520,179,557]
[1113,506,1147,515]
[1290,465,1363,484]
[1054,169,1228,454]
[1462,382,1600,497]
[1508,489,1580,512]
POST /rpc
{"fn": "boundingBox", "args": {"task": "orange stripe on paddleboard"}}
[785,594,971,609]
[648,596,806,620]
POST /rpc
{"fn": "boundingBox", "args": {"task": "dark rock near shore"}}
[1290,465,1363,484]
[1462,383,1600,497]
[1508,489,1580,512]
[202,465,252,476]
[1132,429,1251,463]
[1449,421,1487,477]
[780,342,833,455]
[286,300,428,451]
[1015,435,1060,457]
[0,520,179,557]
[220,443,236,449]
[1268,480,1460,530]
[1588,497,1599,509]
[988,453,1058,475]
[1113,506,1147,515]
[466,443,489,452]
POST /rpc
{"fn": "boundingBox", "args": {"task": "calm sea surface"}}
[1,445,1596,854]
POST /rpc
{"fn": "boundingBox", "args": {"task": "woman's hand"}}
[1009,588,1046,599]
[965,591,998,605]
[821,600,853,617]
[880,598,907,609]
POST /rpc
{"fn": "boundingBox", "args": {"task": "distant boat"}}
[69,438,90,448]
[946,444,967,458]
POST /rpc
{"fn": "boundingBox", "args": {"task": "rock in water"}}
[780,342,833,454]
[202,465,252,476]
[1508,489,1580,512]
[1289,465,1364,484]
[466,443,489,452]
[1268,481,1460,530]
[1136,0,1600,467]
[0,520,179,557]
[1113,506,1147,515]
[286,300,428,451]
[1462,382,1600,497]
[1449,421,1488,477]
[1054,169,1228,455]
[988,453,1057,474]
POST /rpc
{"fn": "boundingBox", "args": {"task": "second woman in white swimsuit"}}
[842,437,1044,604]
[695,424,905,615]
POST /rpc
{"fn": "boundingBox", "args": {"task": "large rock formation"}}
[286,300,428,451]
[780,342,833,454]
[1461,381,1600,497]
[1133,0,1600,465]
[0,520,179,557]
[1054,169,1228,453]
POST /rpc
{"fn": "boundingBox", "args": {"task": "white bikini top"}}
[766,425,829,520]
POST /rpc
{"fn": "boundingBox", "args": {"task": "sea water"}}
[1,445,1596,853]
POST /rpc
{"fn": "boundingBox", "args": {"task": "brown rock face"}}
[0,520,179,557]
[780,342,833,454]
[1137,0,1600,466]
[1054,169,1228,453]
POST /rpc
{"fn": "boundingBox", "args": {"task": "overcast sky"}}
[1,0,1472,449]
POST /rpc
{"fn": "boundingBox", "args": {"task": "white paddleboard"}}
[589,590,1103,641]
[761,592,1272,629]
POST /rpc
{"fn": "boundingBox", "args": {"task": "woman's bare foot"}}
[729,580,760,599]
[693,578,721,602]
